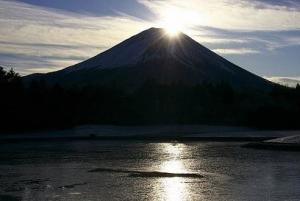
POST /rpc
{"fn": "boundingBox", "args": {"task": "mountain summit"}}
[26,27,273,90]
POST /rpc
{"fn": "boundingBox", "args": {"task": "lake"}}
[0,140,300,201]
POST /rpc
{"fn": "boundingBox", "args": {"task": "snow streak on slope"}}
[25,27,274,90]
[65,28,233,73]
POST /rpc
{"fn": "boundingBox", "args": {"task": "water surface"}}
[0,141,300,201]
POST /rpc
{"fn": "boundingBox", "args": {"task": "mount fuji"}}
[25,28,273,90]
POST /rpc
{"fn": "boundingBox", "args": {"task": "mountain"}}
[25,27,274,90]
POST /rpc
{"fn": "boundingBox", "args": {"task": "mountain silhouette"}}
[25,27,273,90]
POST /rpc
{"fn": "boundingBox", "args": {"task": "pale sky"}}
[1,0,300,86]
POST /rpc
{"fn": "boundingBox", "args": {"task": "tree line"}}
[0,67,300,133]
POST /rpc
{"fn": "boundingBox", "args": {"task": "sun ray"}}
[161,8,182,37]
[156,6,206,37]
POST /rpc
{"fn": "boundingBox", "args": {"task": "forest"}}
[1,67,300,133]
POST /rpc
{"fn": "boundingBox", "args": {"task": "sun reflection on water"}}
[161,160,185,174]
[158,143,189,201]
[163,177,186,201]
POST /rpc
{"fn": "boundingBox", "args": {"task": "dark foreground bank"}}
[1,125,299,145]
[1,68,300,134]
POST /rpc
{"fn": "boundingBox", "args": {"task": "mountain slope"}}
[25,28,274,90]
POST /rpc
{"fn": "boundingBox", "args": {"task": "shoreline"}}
[243,142,300,151]
[0,135,273,144]
[1,124,299,143]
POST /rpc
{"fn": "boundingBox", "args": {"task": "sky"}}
[1,0,300,86]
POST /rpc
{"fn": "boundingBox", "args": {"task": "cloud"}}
[193,36,248,45]
[0,0,299,76]
[213,48,260,55]
[192,26,300,53]
[0,0,151,74]
[264,76,300,87]
[138,0,300,57]
[248,0,300,10]
[140,0,300,31]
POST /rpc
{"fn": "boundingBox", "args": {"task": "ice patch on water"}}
[58,182,87,189]
[88,167,203,178]
[68,192,82,195]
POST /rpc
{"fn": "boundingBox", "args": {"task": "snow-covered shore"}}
[266,135,300,144]
[1,125,299,141]
[244,135,300,151]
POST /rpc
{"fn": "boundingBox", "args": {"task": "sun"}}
[164,23,181,37]
[157,7,206,37]
[165,27,180,37]
[160,8,184,37]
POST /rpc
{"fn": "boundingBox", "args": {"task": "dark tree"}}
[1,67,300,133]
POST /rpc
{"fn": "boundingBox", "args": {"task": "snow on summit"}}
[25,27,274,90]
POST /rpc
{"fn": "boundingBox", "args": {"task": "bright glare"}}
[162,9,182,36]
[165,26,180,37]
[159,144,188,201]
[158,7,204,37]
[161,160,185,173]
[164,143,182,155]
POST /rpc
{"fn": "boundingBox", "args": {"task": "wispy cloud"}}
[213,48,260,55]
[191,26,300,53]
[265,76,300,87]
[0,0,150,74]
[140,0,300,31]
[0,0,299,76]
[193,36,248,45]
[248,0,300,10]
[139,0,300,56]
